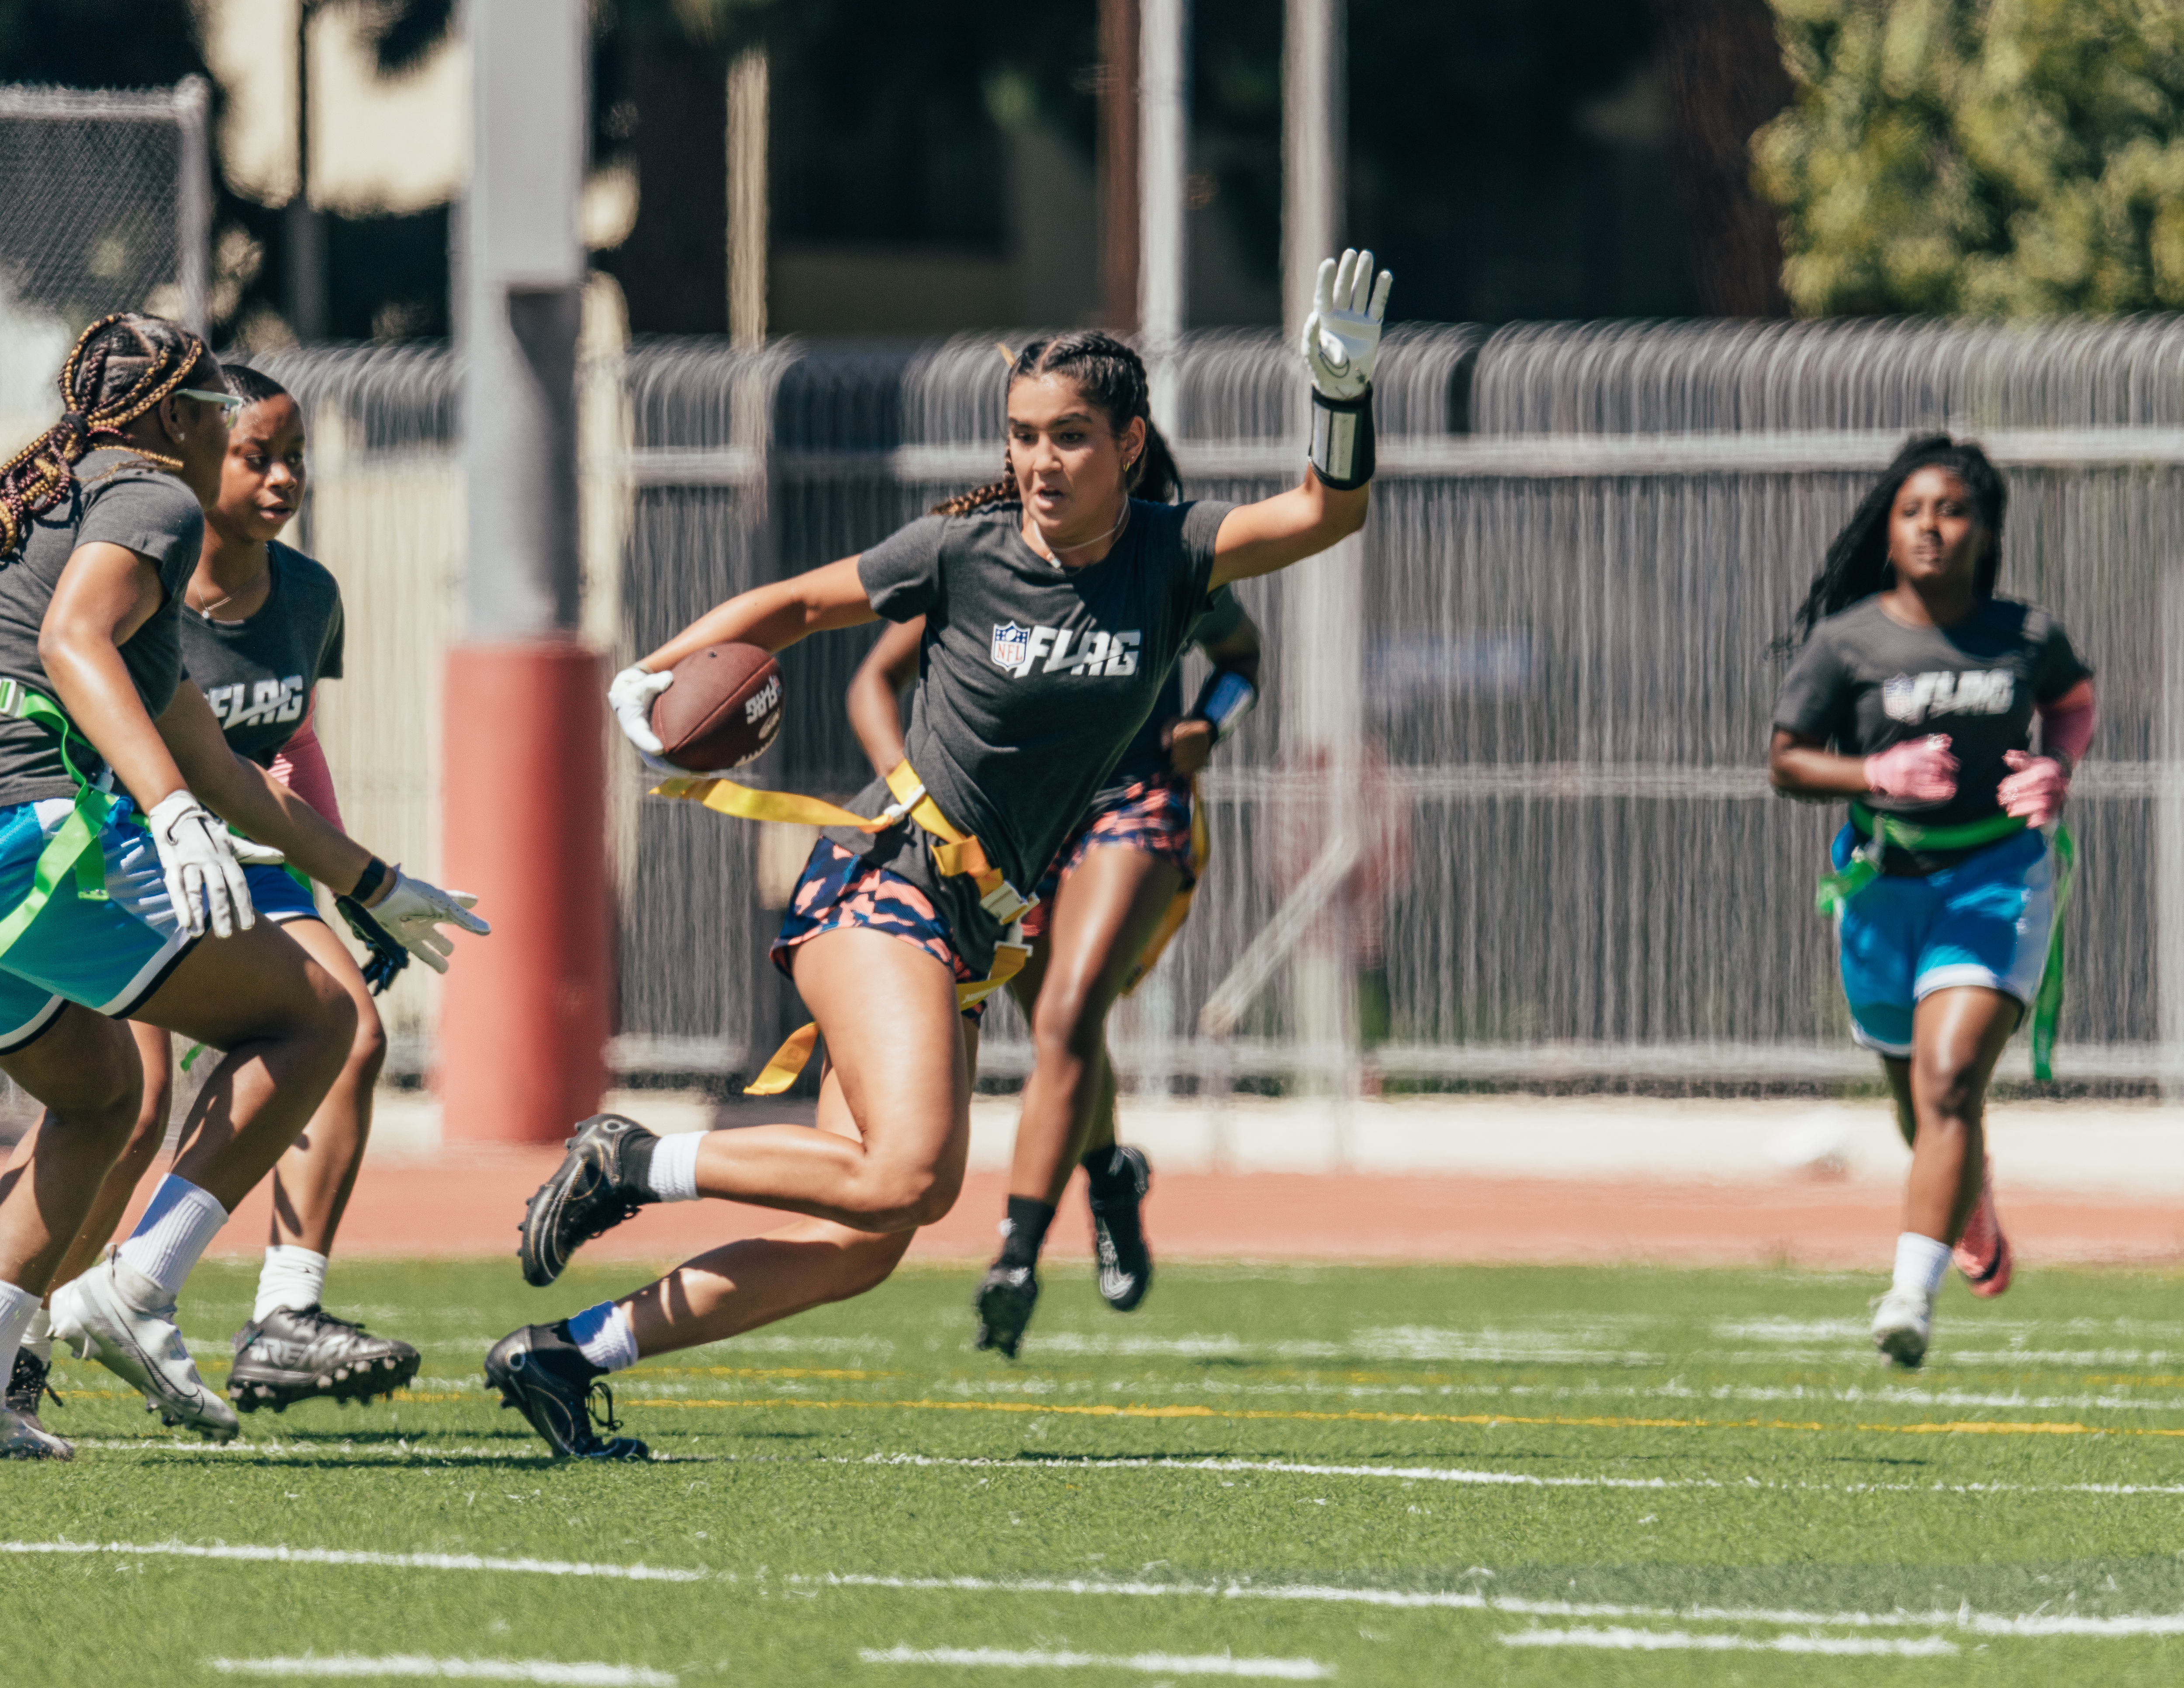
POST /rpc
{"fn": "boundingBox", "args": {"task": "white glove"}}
[1300,248,1393,400]
[146,791,256,940]
[365,868,490,974]
[229,835,287,868]
[608,663,677,773]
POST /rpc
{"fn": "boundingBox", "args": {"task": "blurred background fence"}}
[252,315,2184,1094]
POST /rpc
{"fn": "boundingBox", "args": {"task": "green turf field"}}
[10,1257,2184,1685]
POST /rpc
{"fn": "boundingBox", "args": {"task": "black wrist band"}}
[1308,384,1375,491]
[349,856,390,903]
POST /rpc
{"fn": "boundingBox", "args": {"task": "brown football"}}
[650,642,784,771]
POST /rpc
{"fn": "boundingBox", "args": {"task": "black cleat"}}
[518,1114,660,1287]
[1087,1146,1154,1312]
[973,1262,1039,1359]
[5,1345,64,1439]
[484,1324,649,1460]
[229,1306,421,1412]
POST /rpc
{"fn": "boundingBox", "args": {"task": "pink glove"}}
[1997,749,2069,827]
[1865,735,1958,803]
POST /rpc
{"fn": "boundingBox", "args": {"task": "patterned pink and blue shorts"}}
[1019,775,1196,942]
[772,838,988,1020]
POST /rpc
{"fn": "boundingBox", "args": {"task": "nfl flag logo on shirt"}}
[991,622,1030,670]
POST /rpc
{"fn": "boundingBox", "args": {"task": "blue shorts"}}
[1833,825,2054,1059]
[0,796,194,1053]
[248,861,320,925]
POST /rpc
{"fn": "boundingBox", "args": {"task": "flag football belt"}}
[1117,774,1210,997]
[0,678,116,961]
[652,758,1035,1093]
[1816,799,2075,1081]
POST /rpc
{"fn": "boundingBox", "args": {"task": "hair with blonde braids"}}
[0,312,220,560]
[929,329,1182,518]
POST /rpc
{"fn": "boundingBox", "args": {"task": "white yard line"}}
[852,1451,2184,1498]
[0,1541,702,1581]
[1502,1627,1956,1656]
[860,1646,1329,1678]
[207,1658,673,1685]
[804,1573,2184,1640]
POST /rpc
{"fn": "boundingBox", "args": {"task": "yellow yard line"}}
[618,1394,2184,1439]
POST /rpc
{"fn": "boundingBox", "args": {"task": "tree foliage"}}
[1755,0,2184,316]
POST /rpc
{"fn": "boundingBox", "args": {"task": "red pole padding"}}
[439,641,611,1143]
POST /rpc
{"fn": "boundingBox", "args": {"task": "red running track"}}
[179,1148,2184,1270]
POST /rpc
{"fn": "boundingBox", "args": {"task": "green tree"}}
[1755,0,2184,315]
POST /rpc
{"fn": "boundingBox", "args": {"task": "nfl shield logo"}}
[991,622,1030,670]
[1882,674,1921,723]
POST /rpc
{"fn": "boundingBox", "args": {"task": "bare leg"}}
[616,927,970,1358]
[263,920,387,1253]
[1009,847,1180,1206]
[0,1008,144,1294]
[675,928,972,1232]
[1901,987,2019,1245]
[45,1021,175,1290]
[1882,1057,1914,1149]
[131,922,356,1213]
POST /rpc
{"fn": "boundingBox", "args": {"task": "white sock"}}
[565,1301,639,1374]
[645,1131,705,1204]
[0,1280,39,1384]
[21,1305,50,1364]
[116,1176,229,1298]
[253,1244,329,1323]
[1893,1232,1952,1299]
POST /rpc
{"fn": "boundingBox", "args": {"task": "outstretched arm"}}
[847,616,923,778]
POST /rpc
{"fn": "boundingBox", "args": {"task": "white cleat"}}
[0,1403,71,1460]
[51,1251,238,1442]
[1870,1287,1934,1370]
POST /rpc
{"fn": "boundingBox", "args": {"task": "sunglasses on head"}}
[178,387,242,422]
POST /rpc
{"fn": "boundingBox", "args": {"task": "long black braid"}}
[930,330,1183,518]
[0,313,220,561]
[1784,433,2008,649]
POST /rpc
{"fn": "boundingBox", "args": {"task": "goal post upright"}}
[440,0,611,1143]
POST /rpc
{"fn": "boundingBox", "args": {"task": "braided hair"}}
[1785,433,2008,648]
[0,313,221,561]
[930,330,1183,518]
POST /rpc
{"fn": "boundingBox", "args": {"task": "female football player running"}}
[21,365,428,1426]
[1771,435,2093,1368]
[491,251,1389,1459]
[848,587,1259,1358]
[0,315,480,1458]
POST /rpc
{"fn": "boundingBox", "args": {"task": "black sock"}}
[998,1196,1056,1268]
[539,1319,606,1382]
[1082,1147,1131,1195]
[619,1132,661,1202]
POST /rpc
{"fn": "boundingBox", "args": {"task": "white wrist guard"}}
[1308,387,1375,491]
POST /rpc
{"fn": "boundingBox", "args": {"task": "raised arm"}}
[1210,250,1390,589]
[847,616,923,779]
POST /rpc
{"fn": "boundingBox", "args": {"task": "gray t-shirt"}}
[1773,593,2091,871]
[1101,585,1248,795]
[0,449,203,808]
[180,541,346,765]
[834,496,1234,969]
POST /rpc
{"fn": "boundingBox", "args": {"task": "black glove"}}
[336,893,410,996]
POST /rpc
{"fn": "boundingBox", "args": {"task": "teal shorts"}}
[0,795,195,1053]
